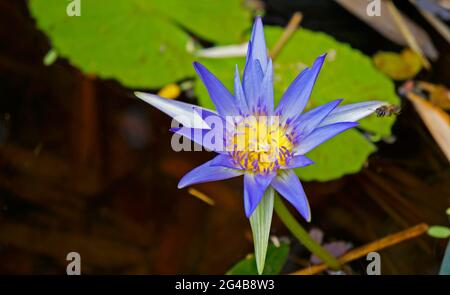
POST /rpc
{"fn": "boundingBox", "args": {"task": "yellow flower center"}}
[227,116,294,174]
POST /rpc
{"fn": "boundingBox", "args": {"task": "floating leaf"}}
[373,49,423,81]
[428,226,450,239]
[226,241,290,275]
[149,0,250,44]
[196,27,399,181]
[29,0,250,88]
[295,129,376,181]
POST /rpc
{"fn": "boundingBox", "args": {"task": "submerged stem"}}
[273,195,340,270]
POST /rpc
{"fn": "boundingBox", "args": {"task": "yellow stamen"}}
[227,116,294,174]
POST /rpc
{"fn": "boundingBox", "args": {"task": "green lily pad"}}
[196,27,399,181]
[295,129,376,181]
[150,0,250,44]
[28,0,250,88]
[226,241,290,275]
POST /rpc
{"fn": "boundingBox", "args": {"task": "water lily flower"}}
[135,17,385,222]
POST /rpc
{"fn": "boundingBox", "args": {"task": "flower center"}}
[227,115,294,174]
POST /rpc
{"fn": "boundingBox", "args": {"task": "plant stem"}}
[273,195,341,270]
[385,0,431,69]
[270,12,303,60]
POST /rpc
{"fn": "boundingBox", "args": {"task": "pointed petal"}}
[260,58,274,113]
[243,59,264,110]
[210,154,240,170]
[282,155,314,169]
[318,101,386,127]
[234,65,249,114]
[178,160,243,189]
[249,16,268,71]
[135,92,211,129]
[193,106,220,121]
[193,62,238,116]
[291,99,342,138]
[276,54,326,121]
[244,173,275,218]
[271,169,311,222]
[294,122,358,155]
[249,187,274,274]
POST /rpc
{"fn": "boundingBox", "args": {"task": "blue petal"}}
[294,122,358,155]
[193,106,235,132]
[282,155,314,169]
[318,101,385,127]
[242,16,270,111]
[275,54,326,121]
[271,169,311,222]
[193,106,220,121]
[193,62,238,116]
[210,154,240,170]
[178,159,243,189]
[291,99,342,139]
[244,173,275,217]
[260,58,274,113]
[243,59,264,110]
[248,16,268,72]
[234,65,249,114]
[170,110,227,152]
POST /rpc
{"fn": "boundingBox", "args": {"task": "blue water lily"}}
[136,17,385,222]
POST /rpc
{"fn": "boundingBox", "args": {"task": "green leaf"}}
[249,188,274,274]
[196,26,399,181]
[226,241,290,275]
[428,226,450,239]
[150,0,250,44]
[28,0,250,88]
[295,129,376,182]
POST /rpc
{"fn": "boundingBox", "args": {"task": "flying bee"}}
[375,104,401,117]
